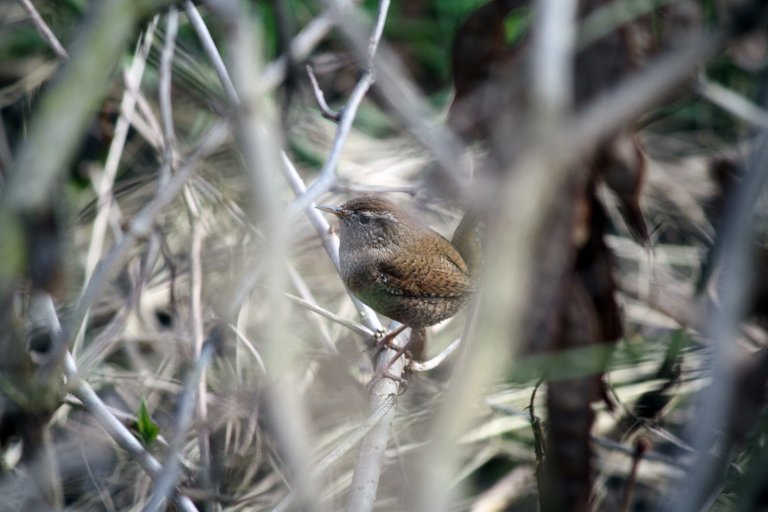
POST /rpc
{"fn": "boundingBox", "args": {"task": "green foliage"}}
[136,398,160,447]
[358,0,489,94]
[0,0,83,60]
[0,27,50,58]
[725,406,768,510]
[505,7,533,45]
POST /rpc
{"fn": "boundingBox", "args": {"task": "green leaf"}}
[505,7,533,46]
[136,398,159,446]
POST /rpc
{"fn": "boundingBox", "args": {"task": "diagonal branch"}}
[36,295,198,512]
[17,0,69,59]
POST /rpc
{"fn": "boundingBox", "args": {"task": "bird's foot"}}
[370,337,413,387]
[372,324,408,354]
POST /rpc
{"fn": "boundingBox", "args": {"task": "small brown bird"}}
[317,195,473,359]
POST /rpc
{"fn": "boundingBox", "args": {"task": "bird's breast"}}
[338,248,378,291]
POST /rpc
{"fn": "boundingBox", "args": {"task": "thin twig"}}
[620,439,649,512]
[286,263,339,352]
[1,0,160,215]
[77,21,157,358]
[280,153,380,329]
[272,394,397,512]
[365,0,389,62]
[48,121,230,378]
[144,336,217,512]
[17,0,69,59]
[531,0,577,119]
[184,1,239,105]
[286,0,392,219]
[224,5,325,510]
[284,290,374,340]
[185,1,334,111]
[229,324,268,375]
[409,336,462,372]
[306,64,341,121]
[696,75,768,130]
[75,306,131,374]
[281,148,408,512]
[286,70,376,219]
[37,295,198,512]
[417,0,577,509]
[190,219,213,496]
[666,133,768,512]
[159,6,179,184]
[134,87,165,149]
[257,12,335,95]
[111,95,163,151]
[577,0,678,51]
[323,1,470,200]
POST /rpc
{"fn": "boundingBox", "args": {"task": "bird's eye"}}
[358,215,371,225]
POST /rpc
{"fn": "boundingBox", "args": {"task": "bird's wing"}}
[376,252,473,299]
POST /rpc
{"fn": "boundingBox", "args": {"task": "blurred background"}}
[1,0,768,511]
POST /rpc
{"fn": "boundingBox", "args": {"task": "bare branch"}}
[37,295,198,512]
[696,75,768,130]
[145,333,217,512]
[229,324,268,375]
[280,153,381,328]
[257,11,336,95]
[1,0,168,214]
[272,394,397,512]
[345,370,404,511]
[324,1,470,201]
[531,0,577,119]
[577,0,678,50]
[281,149,409,512]
[47,121,230,376]
[185,1,331,106]
[281,11,404,508]
[286,0,392,220]
[666,133,768,512]
[17,0,69,59]
[77,21,157,358]
[286,263,339,353]
[306,64,341,121]
[222,5,326,510]
[189,220,213,495]
[284,290,375,340]
[184,1,239,105]
[410,336,463,372]
[286,71,375,218]
[366,0,390,62]
[159,6,179,184]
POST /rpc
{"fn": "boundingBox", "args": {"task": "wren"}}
[317,195,473,359]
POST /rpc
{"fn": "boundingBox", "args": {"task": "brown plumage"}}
[317,196,473,358]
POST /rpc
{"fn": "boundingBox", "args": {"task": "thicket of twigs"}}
[2,0,768,510]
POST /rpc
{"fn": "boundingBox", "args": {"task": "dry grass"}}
[2,1,768,511]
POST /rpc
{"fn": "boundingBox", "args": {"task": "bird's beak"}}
[316,205,345,217]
